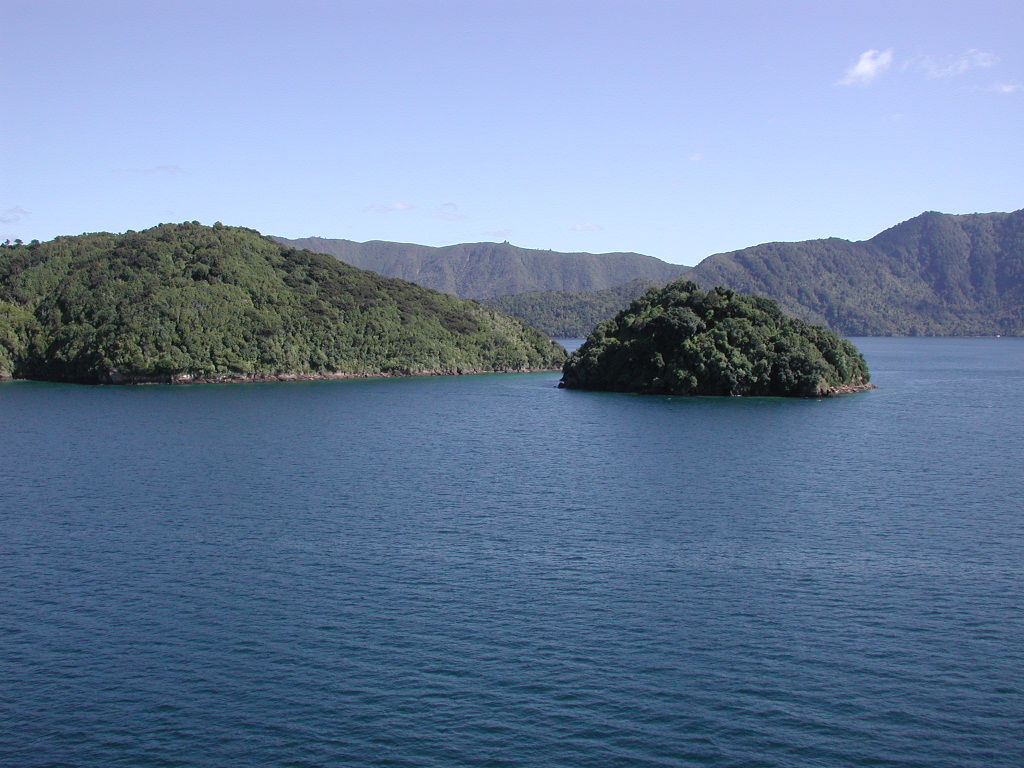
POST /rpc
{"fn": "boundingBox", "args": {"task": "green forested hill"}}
[0,223,566,383]
[273,236,690,299]
[484,278,669,337]
[689,210,1024,336]
[561,280,872,397]
[281,209,1024,337]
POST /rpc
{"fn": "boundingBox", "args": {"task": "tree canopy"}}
[560,281,872,397]
[484,278,668,337]
[0,222,566,383]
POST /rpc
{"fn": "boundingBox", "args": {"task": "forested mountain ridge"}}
[281,210,1023,337]
[0,223,566,383]
[272,236,690,300]
[689,210,1024,336]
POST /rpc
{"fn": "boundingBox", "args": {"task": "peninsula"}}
[0,222,566,384]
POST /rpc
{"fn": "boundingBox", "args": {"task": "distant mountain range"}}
[272,237,690,299]
[280,209,1023,337]
[689,209,1024,336]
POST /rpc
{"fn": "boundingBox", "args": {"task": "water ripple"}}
[2,340,1023,766]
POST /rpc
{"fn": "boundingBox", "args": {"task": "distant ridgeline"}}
[688,210,1024,337]
[271,236,691,300]
[0,223,566,383]
[561,281,873,397]
[283,210,1024,337]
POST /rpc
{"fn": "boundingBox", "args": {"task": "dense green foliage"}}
[484,278,669,337]
[282,209,1023,336]
[0,223,566,383]
[561,281,871,397]
[690,210,1024,336]
[274,236,690,299]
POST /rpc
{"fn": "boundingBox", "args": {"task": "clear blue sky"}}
[3,0,1021,264]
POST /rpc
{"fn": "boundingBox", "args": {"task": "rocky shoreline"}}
[0,365,565,386]
[818,382,878,397]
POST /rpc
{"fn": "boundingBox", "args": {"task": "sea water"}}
[1,338,1022,767]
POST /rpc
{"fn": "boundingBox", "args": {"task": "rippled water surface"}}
[2,338,1022,767]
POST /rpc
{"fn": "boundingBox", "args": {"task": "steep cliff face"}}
[0,223,567,384]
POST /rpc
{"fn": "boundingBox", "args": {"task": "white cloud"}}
[571,222,603,232]
[915,49,996,78]
[363,201,415,213]
[839,49,894,86]
[992,82,1020,94]
[431,203,466,222]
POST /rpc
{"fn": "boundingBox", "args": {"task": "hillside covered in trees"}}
[484,278,669,338]
[0,223,566,384]
[561,281,872,397]
[689,210,1024,336]
[281,210,1023,337]
[273,236,690,299]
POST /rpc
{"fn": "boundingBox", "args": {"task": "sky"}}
[2,0,1021,265]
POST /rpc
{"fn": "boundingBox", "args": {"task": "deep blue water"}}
[1,338,1022,767]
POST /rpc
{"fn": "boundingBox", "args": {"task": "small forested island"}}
[560,281,873,397]
[0,222,566,384]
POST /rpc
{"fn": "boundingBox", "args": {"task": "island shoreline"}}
[0,366,566,386]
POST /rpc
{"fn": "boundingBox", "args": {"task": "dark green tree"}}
[561,281,872,397]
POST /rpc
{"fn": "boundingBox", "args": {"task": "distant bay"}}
[2,338,1022,767]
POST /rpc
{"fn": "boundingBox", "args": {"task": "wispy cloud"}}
[571,222,603,232]
[431,203,466,222]
[992,82,1020,94]
[482,229,513,240]
[0,205,30,225]
[146,165,186,176]
[913,49,996,78]
[839,49,894,86]
[113,165,187,176]
[363,201,415,213]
